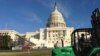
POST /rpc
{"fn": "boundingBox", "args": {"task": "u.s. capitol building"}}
[25,4,74,48]
[0,4,74,48]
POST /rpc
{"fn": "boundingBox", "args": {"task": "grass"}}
[0,49,52,56]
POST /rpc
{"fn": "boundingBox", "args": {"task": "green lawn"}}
[0,49,52,56]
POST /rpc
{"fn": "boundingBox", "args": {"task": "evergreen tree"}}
[0,35,12,50]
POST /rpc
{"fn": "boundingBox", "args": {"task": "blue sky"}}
[0,0,100,33]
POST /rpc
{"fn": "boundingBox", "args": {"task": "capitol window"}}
[48,41,50,43]
[31,35,34,38]
[52,41,54,43]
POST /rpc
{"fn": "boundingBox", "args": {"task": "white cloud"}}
[21,9,42,23]
[36,0,53,10]
[76,23,85,28]
[36,0,70,19]
[81,0,99,8]
[28,12,42,23]
[57,2,69,19]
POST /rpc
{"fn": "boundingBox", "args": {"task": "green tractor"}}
[52,8,100,56]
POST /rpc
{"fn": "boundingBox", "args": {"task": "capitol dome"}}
[46,3,66,28]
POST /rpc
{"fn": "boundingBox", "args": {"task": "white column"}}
[46,31,48,40]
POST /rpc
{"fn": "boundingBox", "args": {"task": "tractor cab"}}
[71,28,93,56]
